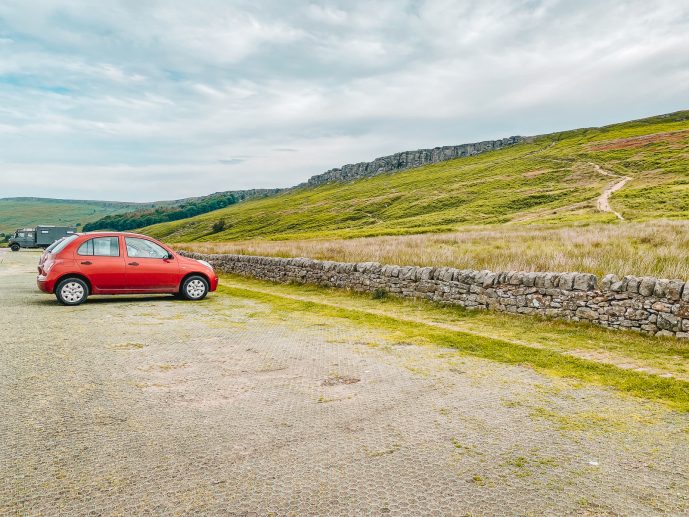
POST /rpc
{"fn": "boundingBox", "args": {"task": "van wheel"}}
[55,277,89,306]
[181,275,209,301]
[10,244,19,252]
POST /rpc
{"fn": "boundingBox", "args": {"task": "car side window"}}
[77,240,93,256]
[77,237,120,257]
[125,237,169,259]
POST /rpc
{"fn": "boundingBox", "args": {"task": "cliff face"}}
[303,136,525,187]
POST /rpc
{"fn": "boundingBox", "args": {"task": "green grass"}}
[221,274,689,380]
[142,110,689,242]
[0,197,155,235]
[217,275,689,411]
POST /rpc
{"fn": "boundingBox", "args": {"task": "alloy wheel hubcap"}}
[186,279,206,299]
[61,282,85,303]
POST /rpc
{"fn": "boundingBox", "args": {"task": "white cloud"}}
[0,0,687,201]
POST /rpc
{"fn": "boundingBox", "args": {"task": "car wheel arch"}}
[55,273,92,295]
[178,271,210,293]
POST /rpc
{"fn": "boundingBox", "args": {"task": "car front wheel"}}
[10,244,20,252]
[55,277,89,306]
[180,275,209,301]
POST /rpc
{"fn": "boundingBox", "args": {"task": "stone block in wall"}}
[666,280,684,301]
[523,272,537,287]
[657,313,680,332]
[559,273,575,290]
[653,279,669,298]
[626,276,640,294]
[418,267,434,280]
[610,276,628,292]
[638,277,656,297]
[674,305,689,318]
[573,273,596,291]
[545,273,559,289]
[483,272,497,288]
[602,274,617,290]
[440,268,455,282]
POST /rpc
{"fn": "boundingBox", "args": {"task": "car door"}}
[76,236,126,291]
[124,237,180,291]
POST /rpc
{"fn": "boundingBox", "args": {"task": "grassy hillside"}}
[0,198,154,235]
[82,189,281,232]
[143,110,689,243]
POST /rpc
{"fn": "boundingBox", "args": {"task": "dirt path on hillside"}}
[591,162,631,221]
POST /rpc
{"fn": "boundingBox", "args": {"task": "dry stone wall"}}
[183,252,689,339]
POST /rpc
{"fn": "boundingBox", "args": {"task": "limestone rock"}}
[303,136,525,187]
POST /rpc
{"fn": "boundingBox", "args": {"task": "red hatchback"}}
[37,232,219,305]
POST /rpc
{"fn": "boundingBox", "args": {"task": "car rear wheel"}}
[181,275,209,301]
[55,277,89,306]
[10,244,20,252]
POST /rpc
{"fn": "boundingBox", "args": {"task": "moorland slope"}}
[143,111,689,243]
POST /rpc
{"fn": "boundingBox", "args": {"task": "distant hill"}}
[0,197,158,235]
[82,189,282,231]
[140,110,689,242]
[0,189,283,236]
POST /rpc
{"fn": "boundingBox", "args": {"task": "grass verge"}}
[218,278,689,412]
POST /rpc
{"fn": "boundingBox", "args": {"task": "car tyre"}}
[10,244,20,252]
[180,275,209,301]
[55,277,89,306]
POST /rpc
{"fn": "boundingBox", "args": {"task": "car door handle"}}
[128,262,139,266]
[80,261,92,265]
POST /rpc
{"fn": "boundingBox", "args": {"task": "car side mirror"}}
[166,252,174,259]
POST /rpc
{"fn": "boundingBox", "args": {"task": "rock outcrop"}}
[301,136,525,187]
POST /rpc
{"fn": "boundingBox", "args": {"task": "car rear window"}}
[50,234,78,254]
[45,239,64,252]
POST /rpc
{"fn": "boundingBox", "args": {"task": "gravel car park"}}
[2,250,688,515]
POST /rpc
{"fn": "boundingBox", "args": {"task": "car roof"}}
[76,231,153,238]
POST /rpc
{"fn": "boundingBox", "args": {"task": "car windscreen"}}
[49,234,78,254]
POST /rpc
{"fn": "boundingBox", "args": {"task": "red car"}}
[37,232,219,305]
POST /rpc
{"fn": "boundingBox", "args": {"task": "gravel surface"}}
[1,250,688,515]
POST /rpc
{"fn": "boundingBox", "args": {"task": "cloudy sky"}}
[1,0,688,201]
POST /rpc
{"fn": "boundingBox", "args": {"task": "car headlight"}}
[197,259,214,270]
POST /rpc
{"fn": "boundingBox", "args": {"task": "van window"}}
[78,237,120,257]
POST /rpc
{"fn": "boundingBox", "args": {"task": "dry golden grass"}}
[176,220,689,279]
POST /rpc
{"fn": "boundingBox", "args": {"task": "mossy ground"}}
[218,274,689,411]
